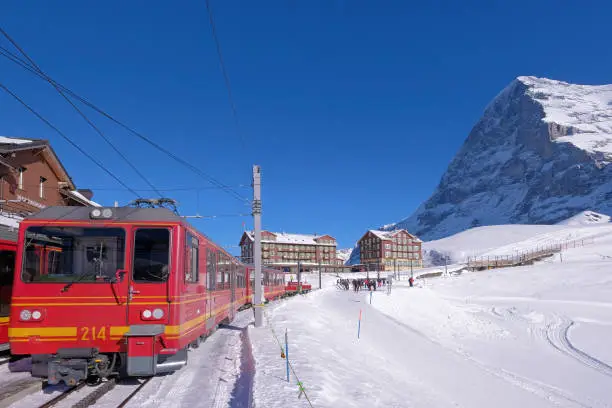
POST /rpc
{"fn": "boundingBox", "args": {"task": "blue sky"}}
[1,0,611,252]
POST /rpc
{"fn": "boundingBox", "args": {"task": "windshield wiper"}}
[61,272,98,293]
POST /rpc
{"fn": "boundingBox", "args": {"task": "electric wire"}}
[0,82,140,197]
[204,0,244,151]
[0,45,250,205]
[0,27,163,198]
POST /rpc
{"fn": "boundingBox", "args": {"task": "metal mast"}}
[252,165,263,327]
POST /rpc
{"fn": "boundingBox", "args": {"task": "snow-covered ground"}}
[422,215,611,265]
[249,223,612,407]
[4,220,612,408]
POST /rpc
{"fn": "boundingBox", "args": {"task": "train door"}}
[205,249,217,331]
[127,228,172,325]
[0,241,16,351]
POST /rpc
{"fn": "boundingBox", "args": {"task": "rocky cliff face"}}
[388,76,612,240]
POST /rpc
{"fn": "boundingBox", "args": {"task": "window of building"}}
[39,177,47,199]
[18,167,26,190]
[385,251,390,258]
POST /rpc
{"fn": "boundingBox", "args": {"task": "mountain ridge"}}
[386,76,612,240]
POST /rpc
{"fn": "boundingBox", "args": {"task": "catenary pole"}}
[253,165,263,328]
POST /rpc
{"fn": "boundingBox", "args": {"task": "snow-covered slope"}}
[422,212,612,266]
[389,76,612,240]
[556,210,611,226]
[335,248,352,264]
[422,224,564,265]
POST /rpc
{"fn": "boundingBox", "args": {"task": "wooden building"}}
[358,229,422,271]
[239,231,337,272]
[0,136,100,233]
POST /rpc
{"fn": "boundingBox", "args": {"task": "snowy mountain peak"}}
[335,248,353,263]
[388,76,612,240]
[515,76,612,165]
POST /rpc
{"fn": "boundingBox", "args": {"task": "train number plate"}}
[79,326,108,341]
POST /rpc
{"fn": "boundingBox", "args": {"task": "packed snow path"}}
[250,269,612,407]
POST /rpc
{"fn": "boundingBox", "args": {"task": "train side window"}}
[0,250,15,286]
[216,252,224,288]
[238,271,245,288]
[206,249,216,290]
[133,229,170,283]
[224,260,231,288]
[0,250,15,317]
[185,233,199,284]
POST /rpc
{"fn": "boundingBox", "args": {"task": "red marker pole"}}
[357,309,362,339]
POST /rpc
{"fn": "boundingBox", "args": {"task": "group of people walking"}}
[337,278,388,292]
[337,276,415,293]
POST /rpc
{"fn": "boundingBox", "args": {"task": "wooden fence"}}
[467,238,593,271]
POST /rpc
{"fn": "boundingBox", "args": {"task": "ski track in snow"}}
[375,303,593,408]
[544,316,612,379]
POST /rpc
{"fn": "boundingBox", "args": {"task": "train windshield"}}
[22,226,125,283]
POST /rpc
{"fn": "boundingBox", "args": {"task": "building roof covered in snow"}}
[361,229,422,243]
[240,231,336,246]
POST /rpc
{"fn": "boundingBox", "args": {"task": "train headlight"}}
[90,208,113,219]
[20,309,32,321]
[152,308,164,319]
[31,310,42,320]
[142,309,152,319]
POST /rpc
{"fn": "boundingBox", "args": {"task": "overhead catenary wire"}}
[0,44,251,205]
[0,27,163,199]
[204,0,245,151]
[0,182,250,192]
[0,82,140,198]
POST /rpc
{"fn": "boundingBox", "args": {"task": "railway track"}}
[35,377,151,408]
[38,382,86,408]
[116,378,151,408]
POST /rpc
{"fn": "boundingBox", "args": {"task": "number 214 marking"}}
[80,326,107,341]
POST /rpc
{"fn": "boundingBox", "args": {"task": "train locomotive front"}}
[9,206,242,385]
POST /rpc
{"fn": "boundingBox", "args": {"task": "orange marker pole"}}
[357,309,362,339]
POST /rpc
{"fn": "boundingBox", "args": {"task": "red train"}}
[0,238,17,352]
[8,206,305,385]
[285,281,312,295]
